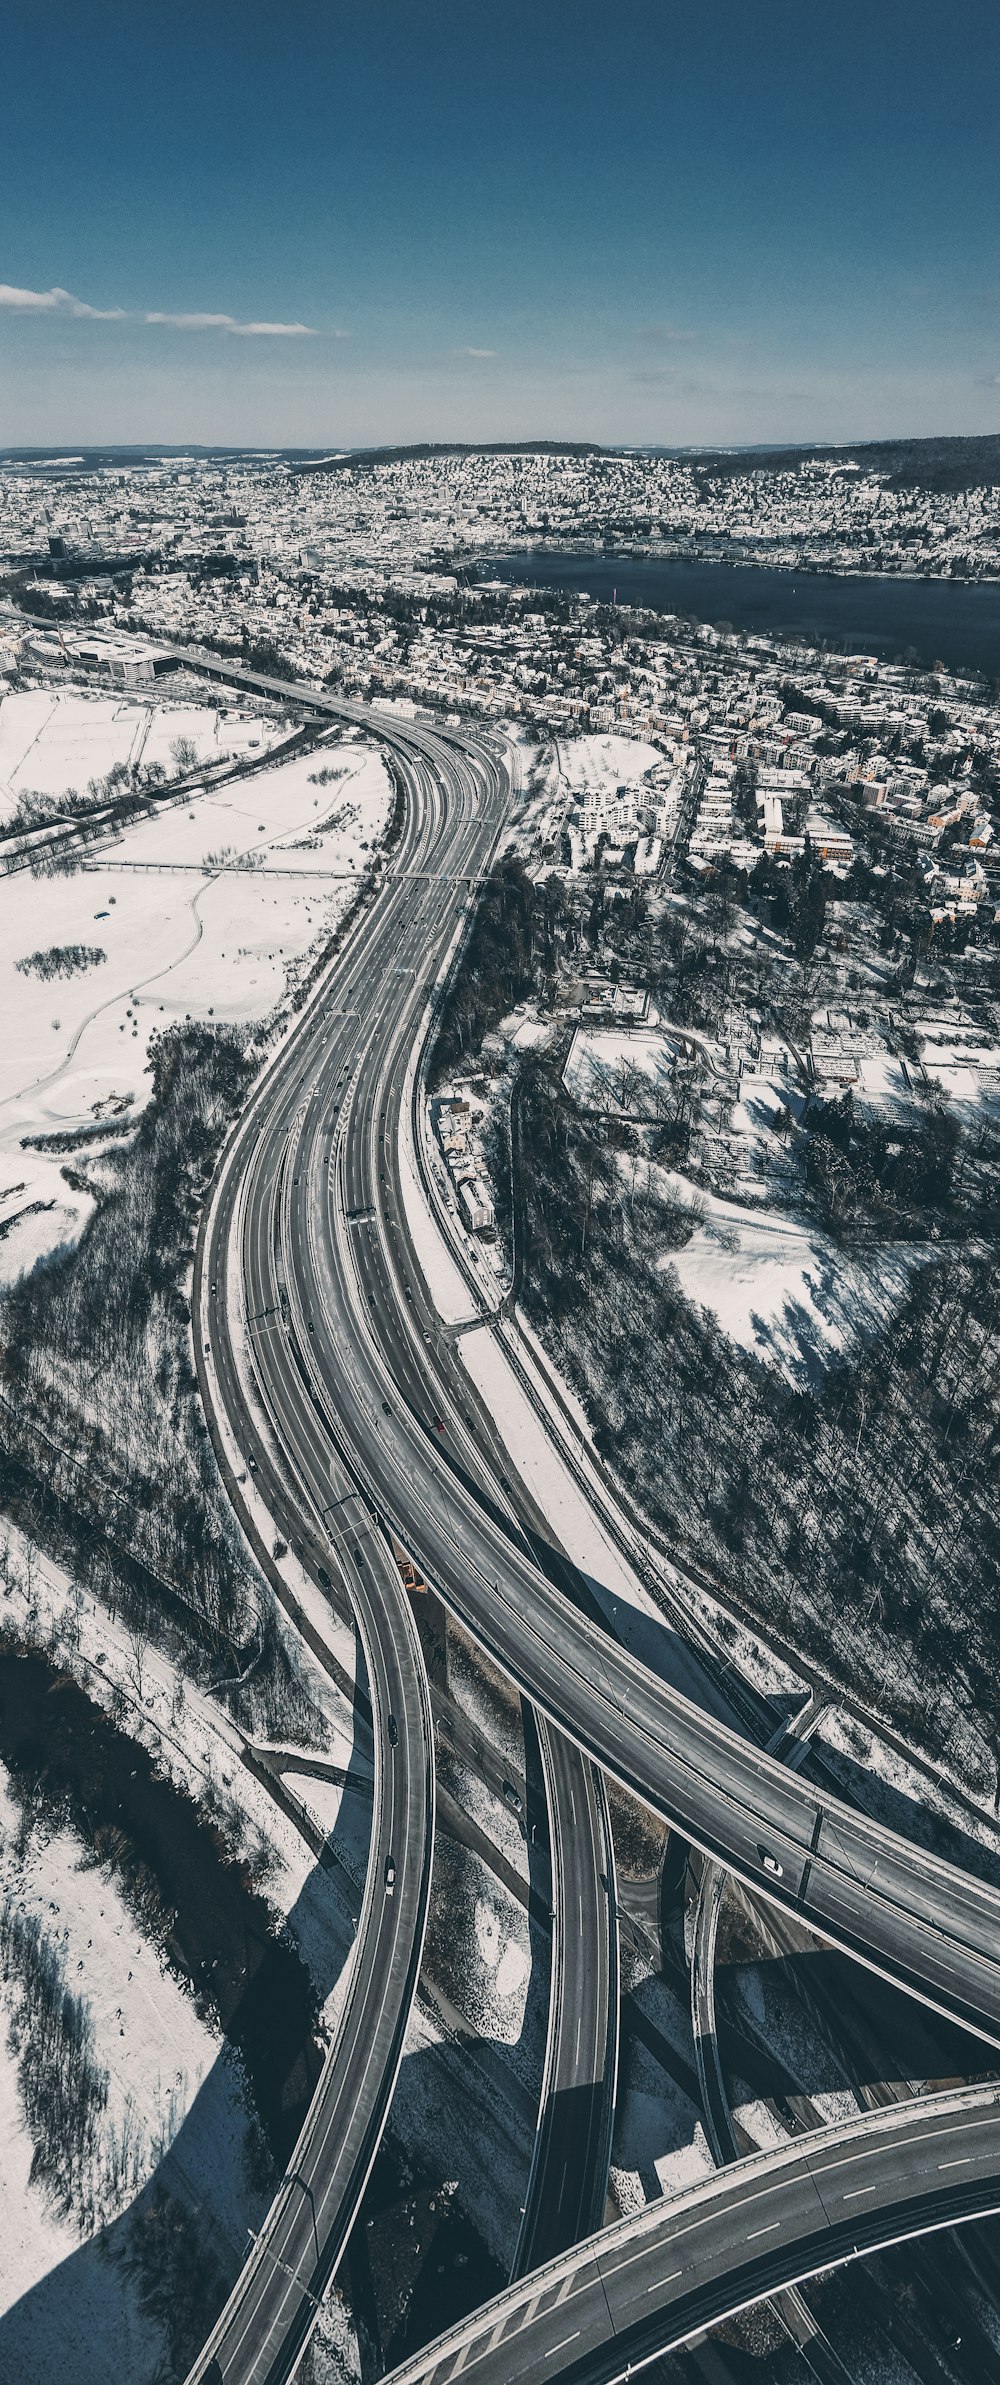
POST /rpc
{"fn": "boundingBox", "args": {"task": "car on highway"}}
[759,1847,784,1878]
[503,1781,523,1814]
[387,1714,398,1747]
[317,1565,332,1589]
[384,1855,397,1895]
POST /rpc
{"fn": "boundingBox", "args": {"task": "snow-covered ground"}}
[446,1633,525,1778]
[653,1164,925,1389]
[815,1703,1000,1869]
[0,1759,264,2381]
[0,695,391,1281]
[0,1518,372,2378]
[556,734,662,793]
[610,1946,714,2217]
[0,688,282,825]
[0,1518,369,2001]
[563,1024,692,1110]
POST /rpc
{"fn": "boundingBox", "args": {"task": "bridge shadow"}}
[0,1632,374,2385]
[340,1684,558,2379]
[341,2013,549,2382]
[715,1942,999,2110]
[802,1737,1000,1897]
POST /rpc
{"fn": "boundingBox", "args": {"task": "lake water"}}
[478,552,1000,679]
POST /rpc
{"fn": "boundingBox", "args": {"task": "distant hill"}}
[294,439,607,476]
[681,434,1000,493]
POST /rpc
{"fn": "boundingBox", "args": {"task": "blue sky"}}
[2,0,999,447]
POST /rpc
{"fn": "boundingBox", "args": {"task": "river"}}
[477,552,1000,678]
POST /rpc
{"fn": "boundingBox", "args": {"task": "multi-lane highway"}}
[178,647,1000,2382]
[188,709,446,2385]
[191,688,618,2380]
[511,1717,618,2275]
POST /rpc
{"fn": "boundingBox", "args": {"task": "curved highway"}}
[174,648,1000,2379]
[188,704,451,2385]
[192,692,616,2378]
[272,715,619,2279]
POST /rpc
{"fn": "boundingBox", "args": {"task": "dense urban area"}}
[3,438,1000,2385]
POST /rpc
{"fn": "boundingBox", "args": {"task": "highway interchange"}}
[178,649,1000,2385]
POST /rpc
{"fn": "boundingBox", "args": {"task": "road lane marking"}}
[647,2270,682,2291]
[843,2185,878,2199]
[746,2221,781,2238]
[546,2333,580,2357]
[939,2156,972,2168]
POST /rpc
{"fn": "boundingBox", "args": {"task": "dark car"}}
[387,1714,398,1748]
[317,1565,332,1589]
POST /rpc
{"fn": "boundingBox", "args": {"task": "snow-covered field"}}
[0,693,391,1281]
[0,688,282,825]
[556,734,662,792]
[0,1518,369,1990]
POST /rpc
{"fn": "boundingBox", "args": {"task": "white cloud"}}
[145,311,317,336]
[0,282,124,320]
[455,345,497,359]
[0,280,317,335]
